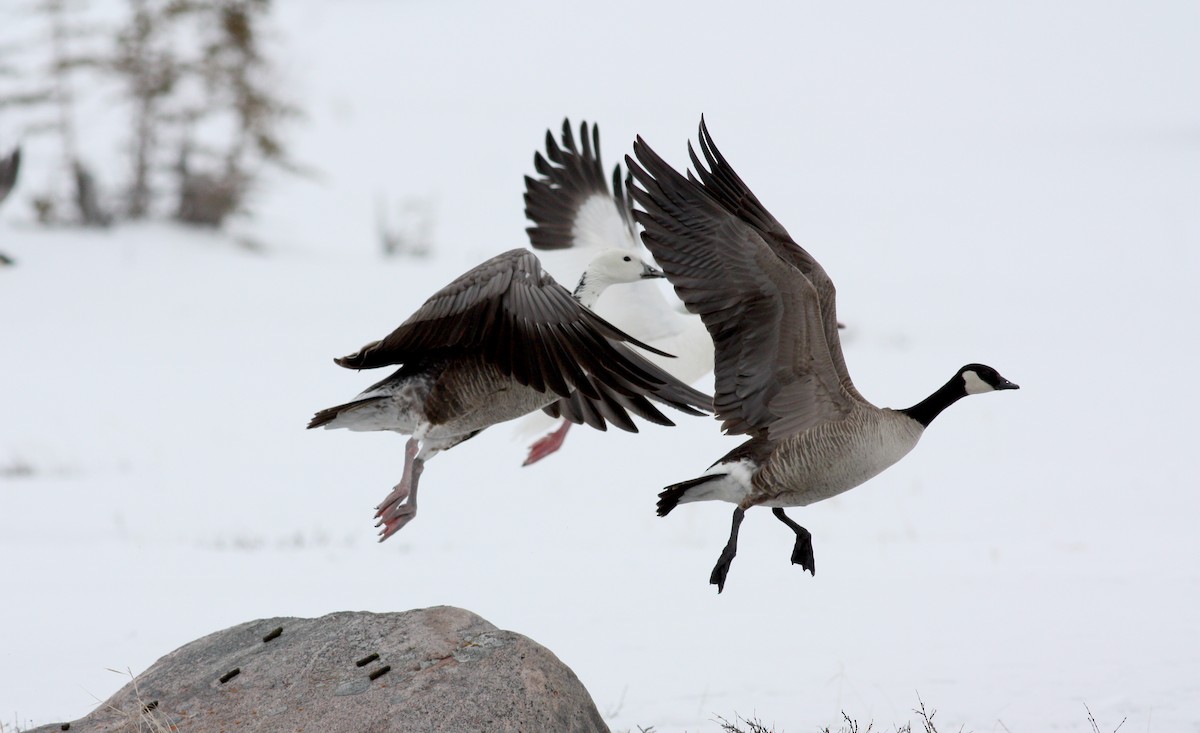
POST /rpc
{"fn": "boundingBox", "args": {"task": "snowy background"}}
[2,1,1198,731]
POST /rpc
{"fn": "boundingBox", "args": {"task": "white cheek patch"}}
[962,370,994,394]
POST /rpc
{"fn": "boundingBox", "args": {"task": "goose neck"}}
[572,273,610,308]
[898,376,966,428]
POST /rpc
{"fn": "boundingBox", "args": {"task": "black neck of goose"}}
[899,376,967,428]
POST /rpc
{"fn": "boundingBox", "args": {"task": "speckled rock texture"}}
[30,606,609,733]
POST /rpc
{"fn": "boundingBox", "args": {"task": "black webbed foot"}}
[790,532,815,575]
[709,507,745,593]
[772,507,815,576]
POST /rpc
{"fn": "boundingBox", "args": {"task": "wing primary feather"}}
[591,386,638,432]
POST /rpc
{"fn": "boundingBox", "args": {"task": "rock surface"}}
[30,606,609,733]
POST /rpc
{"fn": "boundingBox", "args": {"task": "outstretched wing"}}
[525,119,638,253]
[686,118,862,403]
[524,120,703,347]
[628,127,858,439]
[335,249,695,414]
[542,342,712,432]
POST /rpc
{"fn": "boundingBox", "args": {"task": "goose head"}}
[900,363,1018,427]
[572,248,664,307]
[958,364,1020,395]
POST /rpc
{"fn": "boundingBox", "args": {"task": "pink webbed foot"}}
[374,481,414,540]
[375,494,417,541]
[374,438,423,542]
[522,420,573,466]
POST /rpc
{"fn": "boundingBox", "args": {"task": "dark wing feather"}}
[687,118,863,403]
[334,249,690,419]
[628,133,855,439]
[544,338,712,432]
[524,119,636,251]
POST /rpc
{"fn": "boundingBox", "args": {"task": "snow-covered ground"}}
[2,1,1198,730]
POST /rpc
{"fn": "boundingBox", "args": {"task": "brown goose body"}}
[309,247,712,540]
[310,354,562,440]
[628,119,1019,592]
[751,407,924,508]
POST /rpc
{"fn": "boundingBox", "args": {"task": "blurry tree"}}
[0,0,297,229]
[165,0,299,227]
[112,0,180,219]
[0,0,111,226]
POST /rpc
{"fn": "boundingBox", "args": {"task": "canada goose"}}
[309,247,712,541]
[519,120,714,465]
[626,119,1019,592]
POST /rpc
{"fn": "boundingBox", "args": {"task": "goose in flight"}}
[309,248,712,541]
[519,120,713,465]
[627,119,1019,592]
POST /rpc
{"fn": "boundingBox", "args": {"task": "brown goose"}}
[308,247,712,540]
[519,120,713,465]
[626,119,1019,592]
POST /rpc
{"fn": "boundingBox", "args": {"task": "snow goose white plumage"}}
[519,120,714,464]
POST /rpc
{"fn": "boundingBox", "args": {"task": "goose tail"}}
[657,475,723,516]
[307,396,387,430]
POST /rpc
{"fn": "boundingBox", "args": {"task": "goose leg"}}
[374,437,424,541]
[522,420,573,466]
[709,507,746,593]
[772,507,815,575]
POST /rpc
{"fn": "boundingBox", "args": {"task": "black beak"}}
[997,380,1020,390]
[641,264,665,279]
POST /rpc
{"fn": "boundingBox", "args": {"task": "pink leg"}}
[522,420,573,466]
[374,438,424,541]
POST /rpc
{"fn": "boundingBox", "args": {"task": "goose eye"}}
[623,256,631,262]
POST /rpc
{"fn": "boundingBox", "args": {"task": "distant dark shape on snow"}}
[627,117,1020,592]
[520,118,714,466]
[308,247,712,541]
[0,147,19,266]
[0,147,19,208]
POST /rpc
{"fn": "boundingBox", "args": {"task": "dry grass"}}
[95,668,177,732]
[716,713,783,732]
[705,695,1135,733]
[1085,703,1127,733]
[0,718,35,733]
[709,694,947,733]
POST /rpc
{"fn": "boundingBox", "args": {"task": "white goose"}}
[627,119,1019,592]
[309,248,711,540]
[518,120,714,464]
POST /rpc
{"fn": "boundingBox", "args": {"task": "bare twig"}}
[715,712,778,733]
[1085,703,1127,733]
